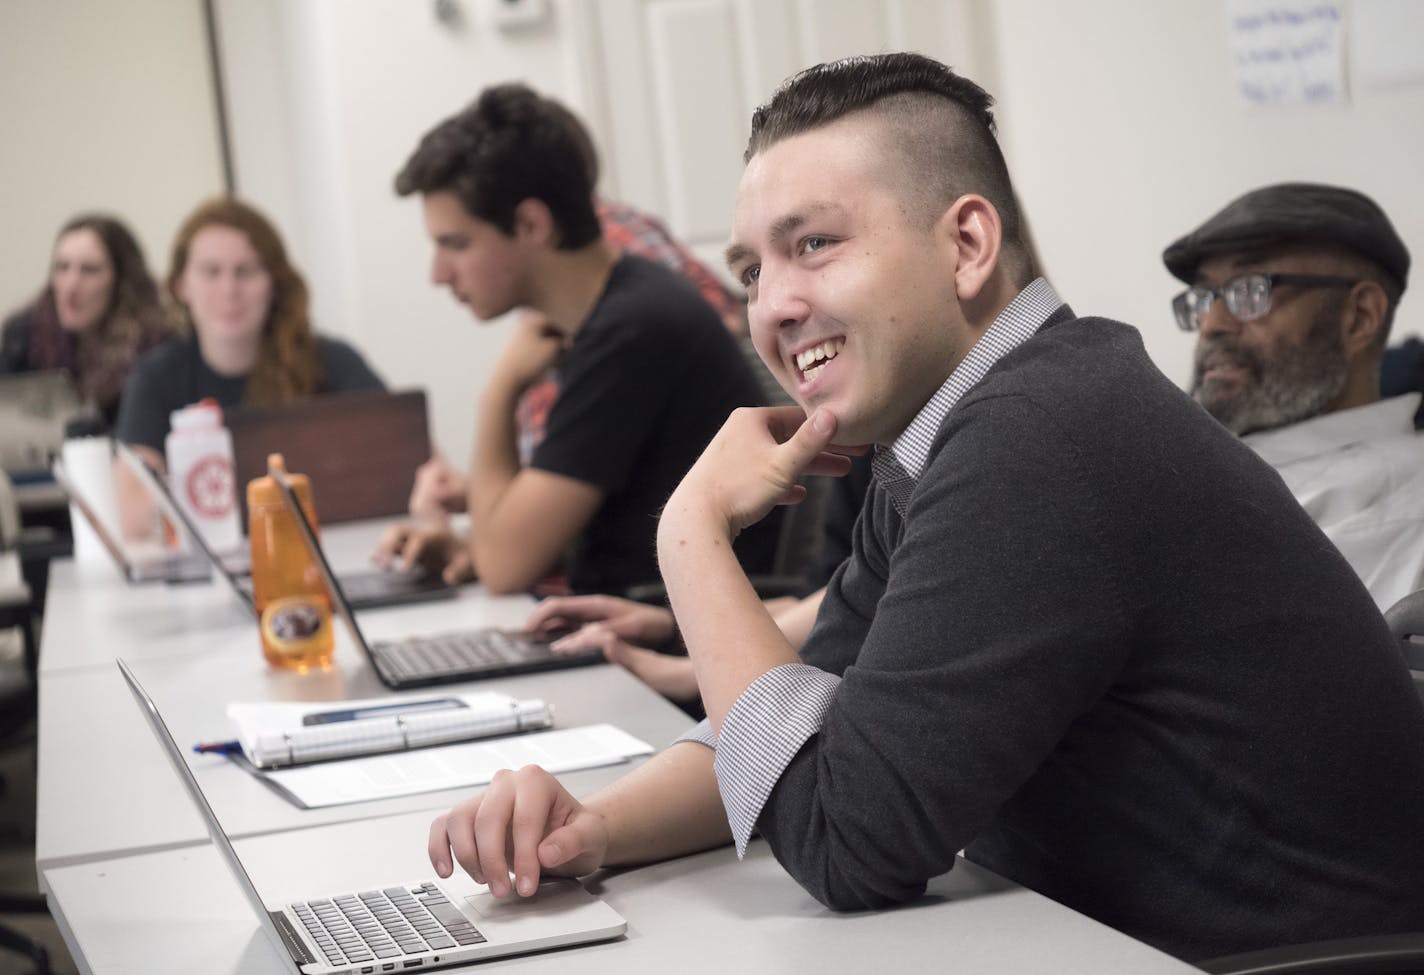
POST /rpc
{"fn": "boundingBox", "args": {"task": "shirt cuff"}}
[711,663,840,857]
[675,718,716,750]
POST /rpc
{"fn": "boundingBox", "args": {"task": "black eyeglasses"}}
[1172,273,1359,332]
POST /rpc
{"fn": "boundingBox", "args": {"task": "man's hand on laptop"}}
[528,596,699,702]
[527,595,676,648]
[429,766,608,898]
[372,523,475,584]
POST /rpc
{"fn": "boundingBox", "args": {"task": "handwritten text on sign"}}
[1228,1,1346,107]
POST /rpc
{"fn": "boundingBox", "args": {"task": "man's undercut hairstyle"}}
[395,84,601,250]
[746,52,1035,284]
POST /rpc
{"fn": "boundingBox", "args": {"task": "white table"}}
[38,516,419,676]
[34,521,1204,974]
[36,650,694,875]
[43,812,1202,974]
[36,521,695,874]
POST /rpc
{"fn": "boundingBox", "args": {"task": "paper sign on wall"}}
[1227,1,1347,107]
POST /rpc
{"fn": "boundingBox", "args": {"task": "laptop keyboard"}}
[292,882,485,967]
[375,630,545,679]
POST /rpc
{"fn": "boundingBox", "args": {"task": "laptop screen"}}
[268,463,374,660]
[226,389,431,527]
[113,443,256,616]
[115,657,304,974]
[0,370,83,476]
[50,458,136,578]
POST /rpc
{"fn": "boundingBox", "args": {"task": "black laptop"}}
[269,462,603,689]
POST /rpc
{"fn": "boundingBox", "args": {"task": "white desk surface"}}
[43,810,1200,975]
[37,518,694,868]
[36,650,693,874]
[36,518,1202,974]
[38,518,441,676]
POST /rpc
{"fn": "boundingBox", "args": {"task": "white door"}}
[577,0,986,279]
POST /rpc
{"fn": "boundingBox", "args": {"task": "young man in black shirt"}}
[377,84,777,596]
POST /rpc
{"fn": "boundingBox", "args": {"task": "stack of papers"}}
[259,723,655,809]
[222,691,654,809]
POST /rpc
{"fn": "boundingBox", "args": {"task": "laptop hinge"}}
[270,910,318,966]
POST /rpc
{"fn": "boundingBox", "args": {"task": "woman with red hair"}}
[115,197,383,469]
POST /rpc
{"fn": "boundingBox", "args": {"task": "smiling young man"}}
[381,84,777,596]
[426,56,1424,962]
[1165,183,1423,609]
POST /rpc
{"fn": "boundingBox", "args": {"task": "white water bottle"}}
[62,416,121,567]
[165,399,241,553]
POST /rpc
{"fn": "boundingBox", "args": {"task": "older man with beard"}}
[1165,182,1423,609]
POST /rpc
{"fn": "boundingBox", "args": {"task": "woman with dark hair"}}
[1,214,171,425]
[114,197,384,469]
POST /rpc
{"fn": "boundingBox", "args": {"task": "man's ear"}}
[513,198,557,248]
[940,194,1002,302]
[1342,279,1388,357]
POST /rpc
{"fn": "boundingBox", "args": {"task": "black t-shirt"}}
[114,334,385,451]
[531,255,780,594]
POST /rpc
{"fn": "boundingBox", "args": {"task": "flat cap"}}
[1163,182,1409,293]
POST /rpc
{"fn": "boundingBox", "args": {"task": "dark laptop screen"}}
[225,389,431,526]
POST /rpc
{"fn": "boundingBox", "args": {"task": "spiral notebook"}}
[226,691,554,769]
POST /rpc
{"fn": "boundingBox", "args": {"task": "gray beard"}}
[1204,360,1346,435]
[1190,313,1349,436]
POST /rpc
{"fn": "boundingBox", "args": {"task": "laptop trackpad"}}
[465,879,583,919]
[462,879,627,948]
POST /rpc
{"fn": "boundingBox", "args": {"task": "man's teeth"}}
[795,340,843,380]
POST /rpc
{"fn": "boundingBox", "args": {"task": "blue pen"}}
[193,739,244,757]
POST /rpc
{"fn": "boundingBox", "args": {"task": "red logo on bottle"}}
[185,454,235,518]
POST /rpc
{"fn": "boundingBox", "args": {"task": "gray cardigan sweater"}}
[757,313,1424,961]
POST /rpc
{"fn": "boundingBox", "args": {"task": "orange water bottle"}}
[246,453,334,671]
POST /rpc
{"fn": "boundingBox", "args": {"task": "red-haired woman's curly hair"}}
[165,197,324,405]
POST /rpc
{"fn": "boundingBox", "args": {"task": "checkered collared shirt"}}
[678,278,1065,855]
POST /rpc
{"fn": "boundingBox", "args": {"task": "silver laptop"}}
[113,442,256,613]
[0,370,83,478]
[114,442,457,613]
[116,657,627,974]
[51,457,211,584]
[269,463,604,690]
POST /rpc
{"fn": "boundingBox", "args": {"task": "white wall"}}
[215,0,598,465]
[213,0,991,462]
[987,0,1424,388]
[219,0,1424,458]
[0,0,224,319]
[12,1,1419,457]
